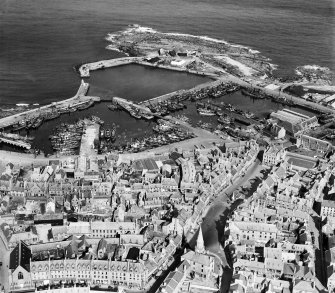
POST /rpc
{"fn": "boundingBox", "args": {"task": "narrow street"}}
[0,233,10,292]
[188,158,267,292]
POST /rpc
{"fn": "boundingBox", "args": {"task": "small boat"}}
[76,100,94,111]
[197,108,216,116]
[244,111,255,119]
[218,114,234,124]
[107,104,119,111]
[105,130,111,138]
[44,111,60,121]
[68,107,77,113]
[31,117,44,129]
[241,88,262,99]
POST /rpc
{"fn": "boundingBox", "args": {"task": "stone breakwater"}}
[79,55,335,115]
[79,57,143,77]
[79,56,219,79]
[0,80,100,130]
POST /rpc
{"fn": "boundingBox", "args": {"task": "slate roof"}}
[162,261,189,293]
[9,241,31,272]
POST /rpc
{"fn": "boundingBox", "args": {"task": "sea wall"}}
[0,80,99,129]
[139,79,223,106]
[79,56,218,79]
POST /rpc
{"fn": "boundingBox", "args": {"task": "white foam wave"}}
[16,103,29,107]
[105,45,130,56]
[300,65,330,71]
[106,25,278,71]
[249,49,260,54]
[295,65,332,76]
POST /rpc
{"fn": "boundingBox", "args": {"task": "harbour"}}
[0,6,334,293]
[0,87,318,156]
[0,26,333,157]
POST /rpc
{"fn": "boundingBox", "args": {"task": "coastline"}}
[0,25,334,160]
[79,56,220,79]
[79,56,335,115]
[0,80,100,130]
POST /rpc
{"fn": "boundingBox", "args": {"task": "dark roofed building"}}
[132,158,159,173]
[126,247,140,260]
[287,157,317,170]
[10,241,31,272]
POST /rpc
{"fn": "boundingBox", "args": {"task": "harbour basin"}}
[86,63,213,102]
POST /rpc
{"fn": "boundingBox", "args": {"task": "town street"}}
[0,232,10,292]
[189,158,266,292]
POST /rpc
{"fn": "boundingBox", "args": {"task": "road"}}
[188,159,266,292]
[224,74,335,114]
[0,233,10,292]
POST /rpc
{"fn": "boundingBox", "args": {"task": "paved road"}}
[202,161,264,257]
[0,234,10,292]
[188,159,265,292]
[225,74,334,114]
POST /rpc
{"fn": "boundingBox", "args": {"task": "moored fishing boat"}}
[218,114,234,124]
[197,108,216,116]
[76,100,94,111]
[107,103,119,111]
[241,88,263,99]
[31,117,44,129]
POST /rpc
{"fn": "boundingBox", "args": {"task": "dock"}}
[79,56,218,79]
[0,137,31,149]
[113,96,221,139]
[0,80,100,130]
[113,97,152,114]
[139,79,223,107]
[79,122,100,157]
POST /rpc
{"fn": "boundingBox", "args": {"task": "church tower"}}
[195,225,205,254]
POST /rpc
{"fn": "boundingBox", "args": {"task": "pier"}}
[225,74,335,114]
[79,57,144,77]
[81,55,334,115]
[113,96,221,139]
[0,137,31,149]
[0,80,100,130]
[79,56,219,79]
[79,122,100,157]
[139,79,223,107]
[113,97,152,114]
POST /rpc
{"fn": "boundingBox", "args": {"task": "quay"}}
[79,122,100,157]
[81,56,335,115]
[0,137,31,149]
[79,56,218,79]
[113,96,221,139]
[0,80,100,130]
[113,97,152,114]
[139,79,223,107]
[226,74,335,114]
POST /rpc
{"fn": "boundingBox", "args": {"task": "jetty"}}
[79,122,100,157]
[79,56,218,79]
[0,80,100,131]
[0,137,31,149]
[80,55,335,115]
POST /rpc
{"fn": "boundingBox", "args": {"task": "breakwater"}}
[79,57,219,79]
[80,56,334,115]
[139,79,223,107]
[0,80,100,130]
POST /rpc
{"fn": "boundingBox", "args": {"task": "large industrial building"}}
[270,109,318,135]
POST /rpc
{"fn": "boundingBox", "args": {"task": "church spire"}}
[195,225,205,254]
